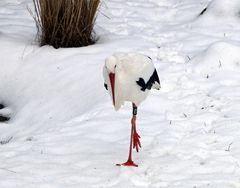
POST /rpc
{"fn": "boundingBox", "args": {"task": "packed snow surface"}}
[1,0,240,187]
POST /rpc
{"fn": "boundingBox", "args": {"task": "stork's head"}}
[105,56,118,106]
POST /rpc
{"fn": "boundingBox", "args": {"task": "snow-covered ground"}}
[1,0,240,187]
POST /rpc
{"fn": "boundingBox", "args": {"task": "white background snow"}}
[1,0,240,187]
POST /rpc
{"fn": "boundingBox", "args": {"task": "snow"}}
[1,0,240,187]
[192,42,240,76]
[199,0,240,19]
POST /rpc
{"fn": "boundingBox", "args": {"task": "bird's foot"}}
[116,159,138,167]
[133,130,141,152]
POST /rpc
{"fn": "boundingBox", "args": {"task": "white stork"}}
[103,52,161,167]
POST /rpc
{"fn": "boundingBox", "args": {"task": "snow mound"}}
[197,0,240,24]
[191,42,240,76]
[0,35,155,140]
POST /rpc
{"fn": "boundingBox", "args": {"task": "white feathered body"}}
[103,53,160,111]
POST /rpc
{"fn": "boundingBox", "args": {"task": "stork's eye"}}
[114,65,117,69]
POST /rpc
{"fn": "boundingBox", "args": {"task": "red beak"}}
[109,73,115,106]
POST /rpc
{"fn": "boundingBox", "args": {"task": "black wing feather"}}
[136,69,160,91]
[104,83,108,90]
[136,78,146,91]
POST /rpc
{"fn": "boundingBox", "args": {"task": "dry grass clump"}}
[31,0,100,48]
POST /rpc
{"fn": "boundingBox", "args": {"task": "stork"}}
[103,53,161,167]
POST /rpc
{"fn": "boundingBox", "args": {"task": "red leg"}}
[116,104,141,167]
[132,115,141,152]
[116,115,138,167]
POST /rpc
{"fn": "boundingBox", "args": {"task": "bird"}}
[103,52,161,167]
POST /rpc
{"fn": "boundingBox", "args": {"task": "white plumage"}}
[103,52,160,110]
